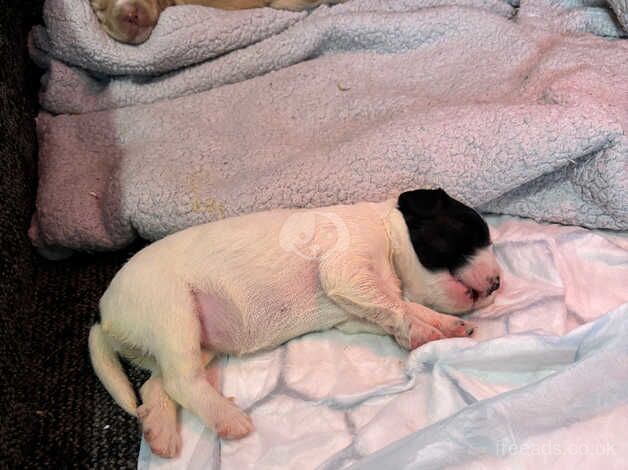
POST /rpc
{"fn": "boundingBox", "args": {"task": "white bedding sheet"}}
[138,216,628,470]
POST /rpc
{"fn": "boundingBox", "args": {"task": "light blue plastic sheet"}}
[139,218,628,470]
[351,305,628,470]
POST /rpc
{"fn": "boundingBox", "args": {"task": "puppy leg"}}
[335,318,387,336]
[161,356,253,439]
[138,373,181,458]
[321,256,474,349]
[321,262,444,349]
[153,313,253,439]
[406,303,475,338]
[203,349,221,391]
[336,318,451,351]
[202,351,241,405]
[329,288,446,349]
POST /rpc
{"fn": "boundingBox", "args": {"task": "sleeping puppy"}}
[90,0,346,44]
[89,189,501,457]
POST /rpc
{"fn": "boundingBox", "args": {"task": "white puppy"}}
[89,189,501,457]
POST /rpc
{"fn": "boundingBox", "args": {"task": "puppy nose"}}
[119,3,150,27]
[486,276,500,295]
[121,5,140,25]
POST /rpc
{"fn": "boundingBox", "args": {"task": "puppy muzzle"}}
[108,0,160,44]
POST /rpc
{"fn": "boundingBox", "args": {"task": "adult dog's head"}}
[90,0,171,44]
[396,189,501,314]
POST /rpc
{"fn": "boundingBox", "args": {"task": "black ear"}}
[398,188,453,220]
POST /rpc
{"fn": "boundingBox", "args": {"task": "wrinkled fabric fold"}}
[137,217,628,469]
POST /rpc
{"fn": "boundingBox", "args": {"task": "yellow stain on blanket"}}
[192,198,227,218]
[187,173,227,219]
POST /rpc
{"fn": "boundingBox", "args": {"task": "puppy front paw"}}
[404,305,475,341]
[138,404,181,458]
[395,316,445,350]
[432,314,475,338]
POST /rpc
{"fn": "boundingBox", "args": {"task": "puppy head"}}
[398,188,501,312]
[91,0,167,44]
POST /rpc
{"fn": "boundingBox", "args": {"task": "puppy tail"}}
[88,323,138,416]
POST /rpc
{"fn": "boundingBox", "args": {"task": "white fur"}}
[89,198,499,457]
[454,246,501,308]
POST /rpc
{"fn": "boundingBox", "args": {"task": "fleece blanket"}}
[28,0,628,114]
[29,0,628,256]
[136,216,628,470]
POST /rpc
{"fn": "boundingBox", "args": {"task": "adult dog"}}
[89,189,501,457]
[90,0,346,44]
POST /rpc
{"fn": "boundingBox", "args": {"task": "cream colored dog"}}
[90,0,346,44]
[89,189,501,457]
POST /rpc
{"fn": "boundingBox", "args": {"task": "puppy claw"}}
[436,316,476,338]
[461,320,476,337]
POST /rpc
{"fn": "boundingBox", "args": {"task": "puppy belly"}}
[193,290,347,355]
[194,291,246,354]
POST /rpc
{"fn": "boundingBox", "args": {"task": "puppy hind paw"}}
[214,404,254,440]
[147,433,182,459]
[137,404,181,458]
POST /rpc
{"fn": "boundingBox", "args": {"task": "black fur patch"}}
[397,189,490,272]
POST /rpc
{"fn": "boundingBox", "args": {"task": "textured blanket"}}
[137,217,628,469]
[29,0,628,255]
[29,0,627,114]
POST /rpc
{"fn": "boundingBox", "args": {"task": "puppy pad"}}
[137,216,628,470]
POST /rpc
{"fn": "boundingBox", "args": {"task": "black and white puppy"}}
[89,188,500,457]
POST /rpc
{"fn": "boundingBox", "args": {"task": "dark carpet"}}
[1,1,148,467]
